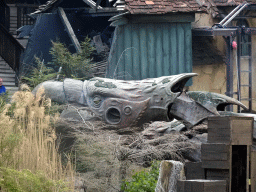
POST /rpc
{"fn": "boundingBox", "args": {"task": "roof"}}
[213,0,256,6]
[124,0,207,14]
[30,0,61,15]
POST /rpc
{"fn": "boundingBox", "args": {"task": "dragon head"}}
[83,73,197,127]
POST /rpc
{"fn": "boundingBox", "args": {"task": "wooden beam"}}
[58,7,81,53]
[96,0,102,8]
[83,0,103,9]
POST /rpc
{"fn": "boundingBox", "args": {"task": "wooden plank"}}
[162,24,169,76]
[185,162,205,180]
[208,136,231,144]
[251,150,256,192]
[184,180,192,192]
[204,182,227,192]
[202,160,230,169]
[208,128,231,143]
[184,23,192,84]
[202,152,228,161]
[147,23,155,78]
[178,180,226,192]
[247,145,250,192]
[191,181,204,192]
[116,26,124,79]
[155,24,163,77]
[208,128,231,136]
[201,143,230,153]
[131,24,140,80]
[231,119,253,145]
[169,23,177,75]
[231,135,252,145]
[208,119,230,129]
[231,120,253,133]
[107,26,119,78]
[177,180,185,192]
[9,6,17,16]
[124,24,132,80]
[83,0,103,9]
[58,7,81,53]
[130,14,195,24]
[206,169,229,178]
[177,23,185,74]
[206,168,230,190]
[139,24,147,79]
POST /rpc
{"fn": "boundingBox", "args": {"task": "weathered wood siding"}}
[107,22,193,83]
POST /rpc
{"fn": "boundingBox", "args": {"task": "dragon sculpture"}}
[33,73,251,128]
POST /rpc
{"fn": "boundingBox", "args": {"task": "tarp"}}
[20,13,74,76]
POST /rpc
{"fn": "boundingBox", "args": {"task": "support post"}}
[237,28,241,112]
[226,36,233,111]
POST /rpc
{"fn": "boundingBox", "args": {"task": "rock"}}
[142,120,187,139]
[60,105,98,122]
[155,160,185,192]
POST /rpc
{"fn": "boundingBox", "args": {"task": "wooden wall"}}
[107,14,194,82]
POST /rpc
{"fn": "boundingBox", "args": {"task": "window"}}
[237,19,251,56]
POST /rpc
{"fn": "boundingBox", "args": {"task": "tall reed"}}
[0,85,75,191]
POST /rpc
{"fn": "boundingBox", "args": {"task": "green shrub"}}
[22,37,95,89]
[49,37,95,80]
[21,57,57,89]
[121,161,160,192]
[0,167,69,192]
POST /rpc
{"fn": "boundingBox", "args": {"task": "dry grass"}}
[55,117,197,191]
[0,85,75,190]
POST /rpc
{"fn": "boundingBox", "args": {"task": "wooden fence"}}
[0,0,10,30]
[0,23,24,73]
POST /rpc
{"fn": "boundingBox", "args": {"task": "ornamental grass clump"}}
[0,85,75,191]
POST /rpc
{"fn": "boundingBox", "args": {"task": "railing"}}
[17,4,38,29]
[0,24,24,73]
[0,0,10,31]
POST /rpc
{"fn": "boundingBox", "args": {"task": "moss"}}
[94,80,117,89]
[161,78,170,84]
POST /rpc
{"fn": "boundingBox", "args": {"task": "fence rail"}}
[0,23,24,73]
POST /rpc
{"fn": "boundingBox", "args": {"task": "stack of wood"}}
[178,116,255,192]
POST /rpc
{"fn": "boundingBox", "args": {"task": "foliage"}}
[0,91,16,118]
[21,57,57,89]
[121,161,160,192]
[0,167,69,192]
[49,37,95,80]
[0,87,75,191]
[21,37,94,89]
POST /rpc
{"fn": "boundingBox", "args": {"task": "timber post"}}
[178,116,254,192]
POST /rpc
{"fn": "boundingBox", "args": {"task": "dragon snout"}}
[105,107,121,124]
[103,98,150,128]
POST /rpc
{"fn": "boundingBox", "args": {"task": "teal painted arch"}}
[107,22,193,85]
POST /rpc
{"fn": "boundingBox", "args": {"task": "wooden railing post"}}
[0,0,10,31]
[0,24,24,75]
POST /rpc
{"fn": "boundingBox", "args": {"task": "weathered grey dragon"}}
[33,73,249,128]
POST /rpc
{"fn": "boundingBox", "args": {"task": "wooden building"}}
[191,0,256,112]
[182,116,256,192]
[107,0,206,82]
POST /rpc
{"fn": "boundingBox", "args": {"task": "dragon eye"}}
[93,95,102,107]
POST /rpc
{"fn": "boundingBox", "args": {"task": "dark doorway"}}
[232,145,247,192]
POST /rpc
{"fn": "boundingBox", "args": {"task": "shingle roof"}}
[213,0,256,6]
[30,0,61,15]
[124,0,207,14]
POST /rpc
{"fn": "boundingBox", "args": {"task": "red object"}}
[232,41,237,49]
